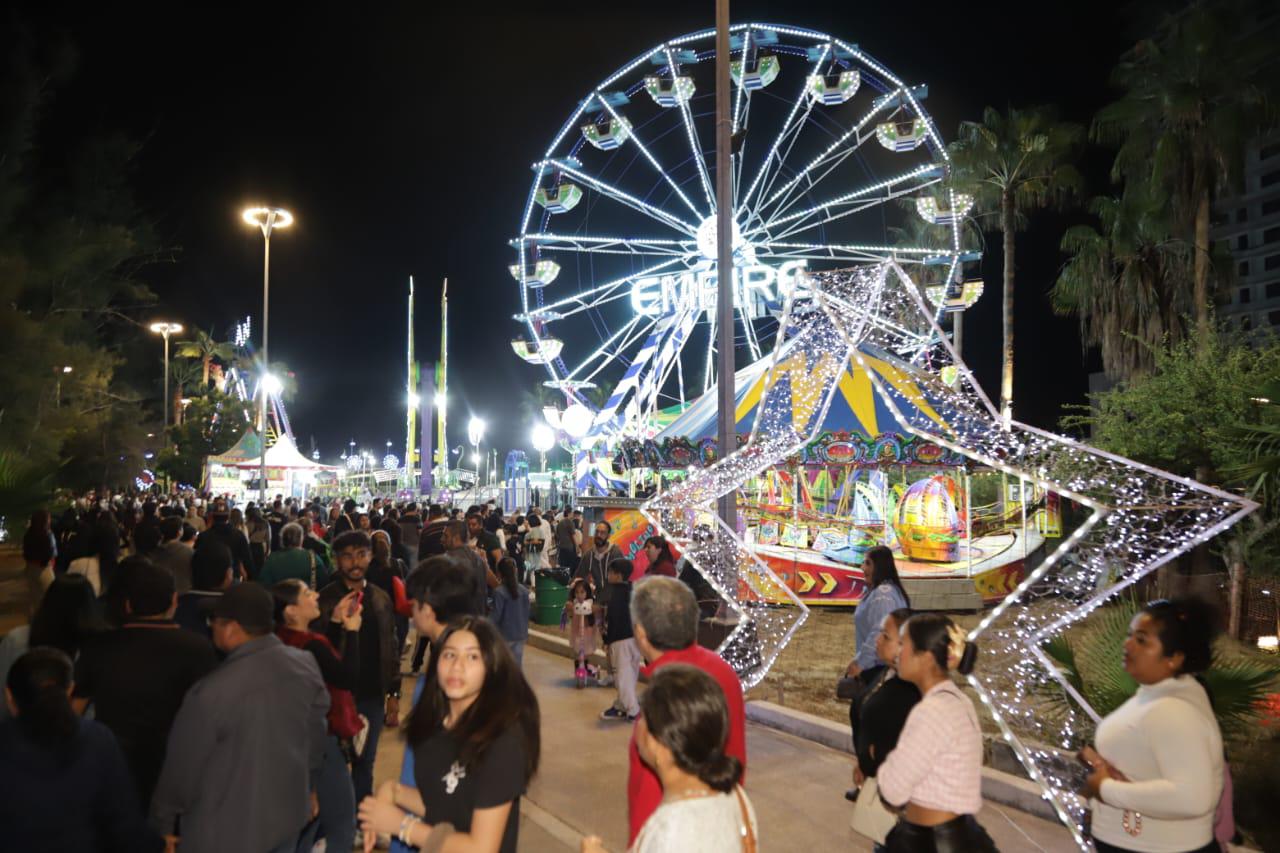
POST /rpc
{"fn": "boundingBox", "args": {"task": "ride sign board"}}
[630,260,809,319]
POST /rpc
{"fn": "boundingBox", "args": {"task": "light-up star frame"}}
[642,261,1255,849]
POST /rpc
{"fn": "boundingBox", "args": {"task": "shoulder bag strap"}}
[309,550,317,589]
[734,785,756,853]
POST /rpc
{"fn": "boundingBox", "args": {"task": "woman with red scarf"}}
[272,579,364,852]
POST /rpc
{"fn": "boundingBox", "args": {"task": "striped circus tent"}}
[656,341,959,444]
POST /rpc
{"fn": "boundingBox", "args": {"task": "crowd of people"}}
[1,489,1237,852]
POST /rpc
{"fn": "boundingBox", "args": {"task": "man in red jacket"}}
[625,576,747,844]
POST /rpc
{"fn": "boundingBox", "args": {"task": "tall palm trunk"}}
[1000,192,1016,423]
[1193,189,1212,345]
[201,356,211,387]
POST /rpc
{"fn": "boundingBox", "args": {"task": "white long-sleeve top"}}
[1092,675,1223,852]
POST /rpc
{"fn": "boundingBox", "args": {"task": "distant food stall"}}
[203,431,340,501]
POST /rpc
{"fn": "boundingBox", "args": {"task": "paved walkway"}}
[374,644,1079,852]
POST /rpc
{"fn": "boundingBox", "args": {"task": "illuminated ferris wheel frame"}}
[512,23,973,456]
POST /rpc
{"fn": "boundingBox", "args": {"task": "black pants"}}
[1094,839,1219,853]
[411,635,429,671]
[884,815,998,853]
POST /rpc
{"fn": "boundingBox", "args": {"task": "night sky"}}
[31,0,1141,467]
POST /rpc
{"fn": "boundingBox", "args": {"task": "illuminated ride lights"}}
[511,24,975,497]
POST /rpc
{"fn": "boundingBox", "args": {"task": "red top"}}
[647,555,677,577]
[626,644,747,844]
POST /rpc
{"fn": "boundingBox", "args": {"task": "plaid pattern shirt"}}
[877,679,983,815]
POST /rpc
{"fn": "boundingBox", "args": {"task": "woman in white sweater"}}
[1080,597,1224,853]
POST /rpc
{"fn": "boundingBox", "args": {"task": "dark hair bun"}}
[700,753,743,793]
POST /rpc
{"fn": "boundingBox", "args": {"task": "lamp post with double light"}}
[468,417,486,503]
[242,206,293,504]
[149,322,184,436]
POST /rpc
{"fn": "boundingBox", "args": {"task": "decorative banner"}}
[612,429,962,472]
[644,260,1256,849]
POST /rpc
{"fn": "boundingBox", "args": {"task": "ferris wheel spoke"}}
[702,311,717,394]
[540,158,699,236]
[661,46,717,213]
[739,304,763,362]
[750,101,820,229]
[756,90,908,221]
[595,95,705,220]
[519,257,689,320]
[736,42,830,221]
[766,179,940,243]
[756,241,946,264]
[747,163,942,241]
[579,317,658,385]
[561,315,645,383]
[519,233,693,258]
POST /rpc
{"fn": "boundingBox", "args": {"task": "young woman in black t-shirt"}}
[357,616,539,853]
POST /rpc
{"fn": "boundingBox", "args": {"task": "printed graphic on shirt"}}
[443,760,467,794]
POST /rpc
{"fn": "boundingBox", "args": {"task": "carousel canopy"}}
[656,340,959,444]
[205,429,263,466]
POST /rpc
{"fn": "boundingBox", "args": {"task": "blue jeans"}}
[353,696,386,805]
[316,734,355,851]
[391,675,426,853]
[508,640,525,667]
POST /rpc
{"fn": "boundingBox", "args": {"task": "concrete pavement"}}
[375,644,1079,852]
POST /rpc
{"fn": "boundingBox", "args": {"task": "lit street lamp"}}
[468,416,486,500]
[149,322,184,437]
[242,206,293,503]
[531,423,555,472]
[53,364,73,408]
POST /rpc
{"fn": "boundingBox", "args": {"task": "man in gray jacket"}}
[151,582,329,853]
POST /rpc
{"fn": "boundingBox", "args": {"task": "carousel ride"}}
[508,23,1053,606]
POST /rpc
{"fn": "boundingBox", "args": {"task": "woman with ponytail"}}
[0,647,165,852]
[876,614,997,852]
[584,664,757,853]
[1079,597,1225,853]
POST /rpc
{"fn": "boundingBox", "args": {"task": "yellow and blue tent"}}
[656,341,959,444]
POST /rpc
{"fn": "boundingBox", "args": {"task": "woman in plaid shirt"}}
[876,613,998,852]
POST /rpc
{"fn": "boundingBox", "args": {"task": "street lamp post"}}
[242,206,293,504]
[468,417,486,504]
[149,322,184,439]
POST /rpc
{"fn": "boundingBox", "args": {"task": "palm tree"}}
[1042,595,1279,739]
[1092,2,1276,344]
[176,328,236,388]
[1050,185,1195,379]
[948,106,1083,422]
[168,358,203,426]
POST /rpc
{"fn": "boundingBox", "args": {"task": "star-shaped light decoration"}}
[641,264,899,688]
[645,261,1255,848]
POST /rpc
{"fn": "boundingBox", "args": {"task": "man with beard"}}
[314,531,399,807]
[575,520,623,603]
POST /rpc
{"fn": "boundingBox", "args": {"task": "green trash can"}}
[534,573,569,626]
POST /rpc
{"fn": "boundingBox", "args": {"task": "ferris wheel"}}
[511,23,974,463]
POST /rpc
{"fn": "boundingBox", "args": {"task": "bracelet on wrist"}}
[398,813,421,845]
